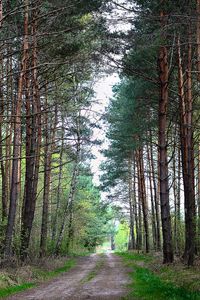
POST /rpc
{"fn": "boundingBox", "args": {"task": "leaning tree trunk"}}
[158,10,173,263]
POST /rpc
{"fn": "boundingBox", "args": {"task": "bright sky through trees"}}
[91,74,119,185]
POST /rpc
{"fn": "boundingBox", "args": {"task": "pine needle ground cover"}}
[117,252,200,300]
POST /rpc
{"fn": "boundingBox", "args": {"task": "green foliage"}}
[100,76,157,192]
[56,171,111,254]
[115,222,129,251]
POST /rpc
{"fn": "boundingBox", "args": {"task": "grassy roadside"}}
[117,252,200,300]
[0,258,76,298]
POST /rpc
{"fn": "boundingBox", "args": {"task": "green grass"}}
[80,257,104,284]
[116,251,153,263]
[32,258,76,280]
[80,269,97,284]
[0,283,36,298]
[117,252,200,300]
[0,258,76,298]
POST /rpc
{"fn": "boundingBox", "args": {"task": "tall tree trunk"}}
[198,143,200,253]
[55,157,80,255]
[4,0,29,258]
[54,118,81,255]
[149,131,161,250]
[196,0,200,255]
[0,57,7,222]
[137,148,149,253]
[40,99,57,257]
[40,91,51,257]
[133,154,139,250]
[65,114,81,254]
[52,116,64,242]
[136,152,143,250]
[177,147,181,253]
[5,43,13,206]
[147,143,156,250]
[128,153,135,250]
[178,31,196,265]
[173,143,178,254]
[197,0,200,81]
[20,5,41,260]
[158,10,173,263]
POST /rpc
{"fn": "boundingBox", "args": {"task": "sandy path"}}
[7,253,130,300]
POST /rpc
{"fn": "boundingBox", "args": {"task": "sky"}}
[91,74,119,186]
[89,1,132,187]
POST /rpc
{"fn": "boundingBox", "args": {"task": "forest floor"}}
[5,253,131,300]
[118,251,200,300]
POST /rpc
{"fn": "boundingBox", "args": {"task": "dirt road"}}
[7,253,131,300]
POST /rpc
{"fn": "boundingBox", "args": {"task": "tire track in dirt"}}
[7,253,130,300]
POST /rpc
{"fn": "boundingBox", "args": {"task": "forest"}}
[0,0,200,299]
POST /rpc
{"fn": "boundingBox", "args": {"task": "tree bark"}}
[40,99,57,257]
[128,153,135,250]
[173,143,178,254]
[198,143,200,253]
[65,113,81,254]
[197,0,200,81]
[0,57,7,222]
[178,32,196,265]
[4,0,29,258]
[149,131,161,250]
[158,10,173,263]
[52,116,64,242]
[54,115,81,255]
[147,143,156,250]
[197,0,200,254]
[137,148,149,253]
[137,154,143,251]
[20,5,41,260]
[133,154,140,250]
